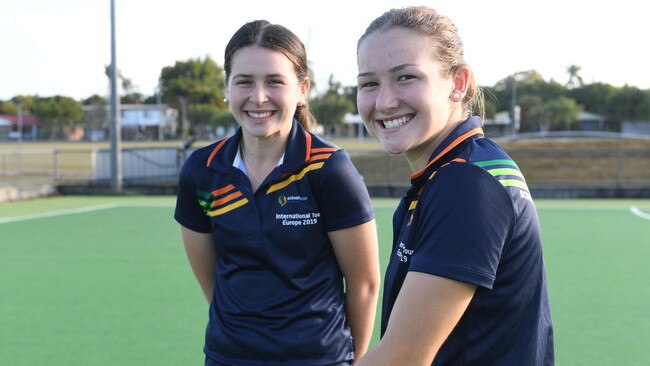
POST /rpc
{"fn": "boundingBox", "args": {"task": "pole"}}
[511,76,517,135]
[109,0,122,192]
[17,101,23,173]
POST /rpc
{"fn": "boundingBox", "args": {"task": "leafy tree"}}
[516,94,543,132]
[32,96,84,140]
[11,95,36,114]
[311,75,355,129]
[0,100,17,115]
[82,94,107,106]
[529,96,580,132]
[342,85,359,114]
[121,92,145,104]
[159,56,227,138]
[104,66,144,105]
[566,83,616,116]
[82,94,108,134]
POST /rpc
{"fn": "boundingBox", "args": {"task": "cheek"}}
[357,94,374,117]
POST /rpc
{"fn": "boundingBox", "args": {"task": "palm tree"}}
[566,64,584,88]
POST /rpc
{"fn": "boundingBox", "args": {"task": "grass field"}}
[1,196,649,365]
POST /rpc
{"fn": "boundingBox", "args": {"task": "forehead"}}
[230,45,296,75]
[357,28,433,71]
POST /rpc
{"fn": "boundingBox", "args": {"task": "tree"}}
[0,100,18,115]
[32,96,84,140]
[187,104,236,138]
[82,94,109,136]
[310,75,355,131]
[529,97,580,132]
[159,56,227,138]
[104,66,144,104]
[566,64,584,89]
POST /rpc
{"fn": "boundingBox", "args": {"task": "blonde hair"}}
[358,6,484,118]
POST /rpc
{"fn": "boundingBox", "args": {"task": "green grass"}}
[1,196,649,365]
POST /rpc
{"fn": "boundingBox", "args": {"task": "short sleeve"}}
[409,163,515,289]
[174,152,212,233]
[315,149,375,232]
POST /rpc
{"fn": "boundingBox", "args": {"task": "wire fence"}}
[1,146,650,199]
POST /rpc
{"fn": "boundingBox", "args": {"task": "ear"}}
[450,65,470,101]
[299,77,311,103]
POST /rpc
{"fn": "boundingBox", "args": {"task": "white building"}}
[83,104,178,141]
[120,104,178,140]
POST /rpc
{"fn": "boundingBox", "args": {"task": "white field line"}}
[630,206,650,221]
[0,204,121,224]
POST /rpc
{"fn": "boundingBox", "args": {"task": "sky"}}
[1,0,648,101]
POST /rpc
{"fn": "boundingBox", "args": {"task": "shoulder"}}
[179,139,230,182]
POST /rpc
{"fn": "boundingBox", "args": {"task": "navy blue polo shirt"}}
[382,117,554,365]
[175,120,374,365]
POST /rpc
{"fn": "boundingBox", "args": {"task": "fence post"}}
[616,147,622,188]
[53,150,59,182]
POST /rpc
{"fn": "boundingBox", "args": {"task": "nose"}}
[250,84,268,105]
[375,84,400,112]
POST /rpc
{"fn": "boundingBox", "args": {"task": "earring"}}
[452,92,461,101]
[223,97,229,103]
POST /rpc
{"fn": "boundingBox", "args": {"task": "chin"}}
[380,141,406,155]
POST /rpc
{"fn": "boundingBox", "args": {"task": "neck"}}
[240,136,285,190]
[405,117,466,172]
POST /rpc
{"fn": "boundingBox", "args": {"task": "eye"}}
[358,81,378,89]
[235,79,252,86]
[267,78,284,85]
[397,74,416,82]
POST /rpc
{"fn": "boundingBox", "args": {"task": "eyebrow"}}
[232,73,287,79]
[357,63,417,78]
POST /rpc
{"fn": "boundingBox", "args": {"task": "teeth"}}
[382,116,410,129]
[249,111,273,118]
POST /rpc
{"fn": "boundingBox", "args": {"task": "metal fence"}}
[1,146,650,199]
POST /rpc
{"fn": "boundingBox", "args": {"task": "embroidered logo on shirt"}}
[277,194,308,207]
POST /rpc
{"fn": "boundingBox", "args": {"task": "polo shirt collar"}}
[206,119,310,173]
[410,116,484,184]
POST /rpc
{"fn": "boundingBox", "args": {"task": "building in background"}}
[83,104,178,141]
[0,114,38,141]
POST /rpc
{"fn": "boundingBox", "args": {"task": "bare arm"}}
[356,272,476,366]
[180,226,217,303]
[329,219,381,363]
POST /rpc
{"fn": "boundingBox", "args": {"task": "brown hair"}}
[358,6,484,118]
[224,20,316,130]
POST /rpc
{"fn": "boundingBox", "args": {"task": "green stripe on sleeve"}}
[499,179,529,191]
[473,159,519,169]
[487,168,524,179]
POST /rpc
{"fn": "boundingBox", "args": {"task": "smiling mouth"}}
[379,115,413,129]
[247,111,274,118]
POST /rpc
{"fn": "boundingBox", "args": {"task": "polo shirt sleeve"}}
[409,163,515,289]
[315,149,375,232]
[174,151,212,233]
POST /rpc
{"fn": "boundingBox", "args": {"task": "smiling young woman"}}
[174,20,380,366]
[355,6,554,366]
